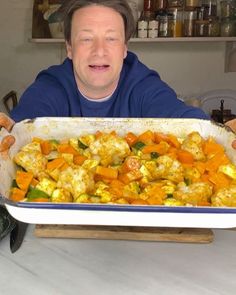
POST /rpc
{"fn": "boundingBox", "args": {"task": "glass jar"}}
[207,17,220,36]
[194,19,209,36]
[220,0,236,18]
[168,7,183,37]
[168,0,183,8]
[185,0,201,10]
[220,18,235,36]
[201,0,217,19]
[183,10,197,37]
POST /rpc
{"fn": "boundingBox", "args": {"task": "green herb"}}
[184,178,191,186]
[151,152,159,159]
[11,179,18,188]
[78,140,88,149]
[26,188,50,201]
[49,139,59,148]
[132,141,146,150]
[166,193,173,199]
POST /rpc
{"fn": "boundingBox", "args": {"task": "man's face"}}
[66,5,127,99]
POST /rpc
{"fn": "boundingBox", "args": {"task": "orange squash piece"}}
[74,154,88,166]
[119,169,143,184]
[57,143,78,155]
[205,152,230,172]
[96,166,118,179]
[10,187,26,202]
[142,142,169,155]
[40,140,52,155]
[137,130,155,144]
[203,138,224,156]
[124,132,138,146]
[177,149,194,164]
[47,158,65,171]
[120,156,141,173]
[16,171,34,191]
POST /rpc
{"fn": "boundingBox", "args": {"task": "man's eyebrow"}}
[78,29,119,33]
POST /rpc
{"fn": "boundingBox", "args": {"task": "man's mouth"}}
[89,65,110,70]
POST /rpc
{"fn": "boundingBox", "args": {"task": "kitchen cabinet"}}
[31,0,236,72]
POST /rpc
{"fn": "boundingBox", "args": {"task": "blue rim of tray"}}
[7,201,236,214]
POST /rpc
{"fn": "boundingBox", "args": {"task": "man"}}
[0,0,235,151]
[10,0,207,121]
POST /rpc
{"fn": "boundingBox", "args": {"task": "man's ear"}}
[66,41,72,59]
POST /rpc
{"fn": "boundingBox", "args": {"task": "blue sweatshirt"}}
[11,51,208,122]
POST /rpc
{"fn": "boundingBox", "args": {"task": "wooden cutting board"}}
[34,225,214,243]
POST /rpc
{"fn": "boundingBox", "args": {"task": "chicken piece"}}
[94,181,113,203]
[57,166,94,200]
[36,177,57,196]
[218,164,236,180]
[82,159,100,171]
[184,167,201,183]
[212,185,236,207]
[173,181,213,206]
[181,131,205,161]
[144,156,184,183]
[89,133,130,166]
[21,142,41,152]
[51,188,72,203]
[159,180,176,195]
[14,150,47,177]
[164,198,184,206]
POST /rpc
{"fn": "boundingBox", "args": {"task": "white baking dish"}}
[1,117,236,228]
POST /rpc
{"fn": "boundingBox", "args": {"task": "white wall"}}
[0,0,236,114]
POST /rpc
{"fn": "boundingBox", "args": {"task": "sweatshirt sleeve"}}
[10,76,70,122]
[137,77,209,119]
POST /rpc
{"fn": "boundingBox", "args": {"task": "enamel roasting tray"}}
[1,117,236,228]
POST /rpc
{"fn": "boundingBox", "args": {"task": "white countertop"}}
[0,226,236,295]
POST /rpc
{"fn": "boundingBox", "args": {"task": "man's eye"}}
[106,37,117,41]
[80,37,92,42]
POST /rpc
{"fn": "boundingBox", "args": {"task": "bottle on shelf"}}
[137,11,149,38]
[168,7,184,37]
[183,10,197,37]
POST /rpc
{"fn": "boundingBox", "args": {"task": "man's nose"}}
[92,39,107,56]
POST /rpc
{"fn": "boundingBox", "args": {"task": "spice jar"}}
[220,0,236,18]
[185,0,201,10]
[201,0,218,19]
[183,10,197,37]
[168,0,184,8]
[168,7,183,37]
[220,17,235,36]
[195,19,209,36]
[207,17,220,36]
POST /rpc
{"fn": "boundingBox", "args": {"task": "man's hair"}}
[59,0,135,44]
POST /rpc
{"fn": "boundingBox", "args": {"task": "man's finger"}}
[0,135,15,152]
[0,112,15,132]
[232,140,236,150]
[225,119,236,132]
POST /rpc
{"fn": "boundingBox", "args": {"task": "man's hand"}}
[225,119,236,149]
[0,112,15,152]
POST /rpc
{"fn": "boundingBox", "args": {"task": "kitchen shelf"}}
[30,37,236,43]
[29,37,236,72]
